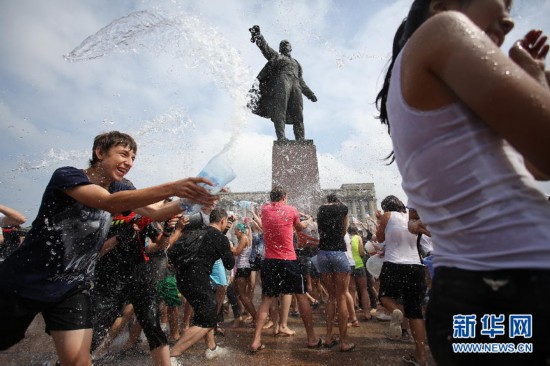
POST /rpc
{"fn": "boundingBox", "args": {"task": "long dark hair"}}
[375,0,432,163]
[381,195,407,213]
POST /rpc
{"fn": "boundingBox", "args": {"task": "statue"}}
[248,25,317,141]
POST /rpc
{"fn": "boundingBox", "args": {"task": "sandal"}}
[248,344,266,354]
[323,337,339,348]
[349,319,360,327]
[306,338,323,349]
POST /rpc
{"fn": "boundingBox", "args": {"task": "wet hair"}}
[89,131,137,166]
[364,230,373,241]
[381,195,407,213]
[348,225,359,235]
[375,0,470,163]
[236,223,248,232]
[210,208,228,224]
[270,185,286,202]
[326,193,340,203]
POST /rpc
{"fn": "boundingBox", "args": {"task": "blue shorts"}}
[316,250,351,273]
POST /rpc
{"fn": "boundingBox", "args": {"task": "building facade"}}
[218,182,377,226]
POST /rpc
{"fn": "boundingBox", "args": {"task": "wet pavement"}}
[0,301,435,366]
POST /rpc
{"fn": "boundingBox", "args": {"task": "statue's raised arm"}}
[250,25,278,60]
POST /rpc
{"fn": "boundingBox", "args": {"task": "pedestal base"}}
[272,140,323,214]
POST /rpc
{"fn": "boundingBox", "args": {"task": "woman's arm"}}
[145,233,171,254]
[232,234,249,256]
[165,216,190,249]
[416,12,550,174]
[250,208,262,230]
[375,212,391,243]
[342,213,349,237]
[408,209,431,236]
[358,236,365,257]
[0,204,26,226]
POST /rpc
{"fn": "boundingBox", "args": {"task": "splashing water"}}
[64,9,255,161]
[12,148,89,173]
[134,108,195,137]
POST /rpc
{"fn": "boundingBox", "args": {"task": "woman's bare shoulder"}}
[408,11,480,54]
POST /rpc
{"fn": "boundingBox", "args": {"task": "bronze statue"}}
[248,25,317,141]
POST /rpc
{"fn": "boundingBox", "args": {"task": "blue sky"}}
[1,0,549,221]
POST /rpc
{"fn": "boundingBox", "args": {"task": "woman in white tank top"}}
[376,1,550,365]
[376,195,426,363]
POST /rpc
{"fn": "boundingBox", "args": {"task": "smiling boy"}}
[0,131,216,366]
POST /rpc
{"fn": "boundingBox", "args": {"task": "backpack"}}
[167,227,208,269]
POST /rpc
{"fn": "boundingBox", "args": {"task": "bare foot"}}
[340,342,356,352]
[277,326,296,336]
[232,317,242,329]
[263,320,274,329]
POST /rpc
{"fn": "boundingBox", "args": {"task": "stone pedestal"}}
[272,139,323,214]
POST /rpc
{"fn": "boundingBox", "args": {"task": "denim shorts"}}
[315,250,351,273]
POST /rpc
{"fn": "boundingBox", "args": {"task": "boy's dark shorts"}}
[0,288,91,350]
[261,259,306,297]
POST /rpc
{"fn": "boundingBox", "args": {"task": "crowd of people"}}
[1,1,550,365]
[0,132,419,365]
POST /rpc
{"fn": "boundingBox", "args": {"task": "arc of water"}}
[64,10,255,161]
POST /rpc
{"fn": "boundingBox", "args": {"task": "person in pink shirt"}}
[249,186,321,353]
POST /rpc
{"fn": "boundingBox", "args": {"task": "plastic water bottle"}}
[179,153,237,213]
[236,200,256,210]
